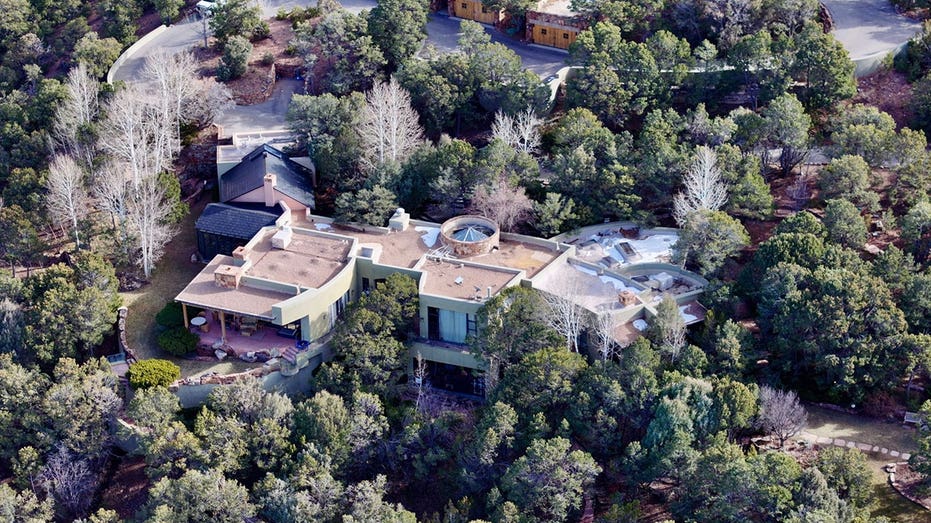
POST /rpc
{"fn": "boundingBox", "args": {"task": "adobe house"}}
[176,208,707,398]
[525,0,588,49]
[449,0,504,26]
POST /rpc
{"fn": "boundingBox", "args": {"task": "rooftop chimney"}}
[232,246,250,262]
[214,264,243,289]
[263,173,277,207]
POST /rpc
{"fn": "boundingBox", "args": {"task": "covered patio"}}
[185,310,300,359]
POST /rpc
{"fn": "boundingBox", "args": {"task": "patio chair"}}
[240,317,258,337]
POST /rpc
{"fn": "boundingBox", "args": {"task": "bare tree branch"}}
[46,154,90,248]
[757,386,808,447]
[673,145,728,227]
[52,63,99,168]
[125,174,176,279]
[491,107,542,155]
[538,273,587,352]
[358,78,424,169]
[471,179,533,232]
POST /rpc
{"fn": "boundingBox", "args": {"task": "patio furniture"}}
[240,317,258,336]
[191,316,209,333]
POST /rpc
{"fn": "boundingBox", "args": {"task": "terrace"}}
[189,313,299,359]
[418,258,522,301]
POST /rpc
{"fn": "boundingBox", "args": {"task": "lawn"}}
[806,404,918,452]
[119,196,254,378]
[803,405,928,521]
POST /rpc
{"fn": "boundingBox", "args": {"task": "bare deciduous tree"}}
[52,63,99,168]
[650,294,687,362]
[143,49,202,138]
[591,312,620,361]
[183,79,234,128]
[491,107,542,155]
[99,86,177,186]
[46,155,90,248]
[126,174,176,279]
[757,386,808,447]
[38,446,96,518]
[672,145,728,227]
[539,273,587,352]
[471,179,533,232]
[358,78,424,169]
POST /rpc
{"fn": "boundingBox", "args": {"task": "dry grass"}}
[119,196,253,378]
[802,405,928,521]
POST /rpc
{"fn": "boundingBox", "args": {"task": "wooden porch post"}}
[220,310,227,342]
[182,303,189,328]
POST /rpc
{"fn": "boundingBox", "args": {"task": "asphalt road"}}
[111,4,567,135]
[822,0,921,59]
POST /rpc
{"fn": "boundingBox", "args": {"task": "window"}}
[461,2,467,7]
[481,6,487,12]
[540,28,547,35]
[466,314,477,338]
[362,278,370,293]
[428,307,469,344]
[563,32,570,39]
[328,291,350,330]
[428,307,440,341]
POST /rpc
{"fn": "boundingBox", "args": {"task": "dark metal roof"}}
[219,144,315,207]
[195,203,279,239]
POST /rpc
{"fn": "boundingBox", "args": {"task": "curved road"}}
[111,3,567,136]
[822,0,922,74]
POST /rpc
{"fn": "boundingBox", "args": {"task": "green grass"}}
[803,405,929,521]
[120,197,253,378]
[805,404,918,452]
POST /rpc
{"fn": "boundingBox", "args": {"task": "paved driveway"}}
[822,0,921,59]
[216,79,301,136]
[114,8,567,134]
[425,15,566,78]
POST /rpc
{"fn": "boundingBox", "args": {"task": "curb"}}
[106,24,171,84]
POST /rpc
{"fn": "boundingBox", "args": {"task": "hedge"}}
[157,326,199,356]
[128,359,181,389]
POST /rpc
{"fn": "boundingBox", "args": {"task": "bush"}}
[156,303,184,328]
[128,359,181,389]
[217,36,252,81]
[156,302,201,329]
[157,326,199,356]
[260,52,275,66]
[252,21,271,40]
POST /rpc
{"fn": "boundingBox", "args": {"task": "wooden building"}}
[525,0,587,50]
[449,0,503,25]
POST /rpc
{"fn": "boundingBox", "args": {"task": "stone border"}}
[106,24,170,84]
[888,462,931,511]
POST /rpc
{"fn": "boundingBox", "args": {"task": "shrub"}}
[157,326,199,356]
[156,302,184,328]
[217,36,252,81]
[128,359,181,389]
[156,302,201,329]
[260,51,275,66]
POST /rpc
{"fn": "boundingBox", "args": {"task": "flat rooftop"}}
[311,222,561,277]
[419,259,520,300]
[246,228,352,289]
[533,0,575,16]
[175,256,295,319]
[533,260,644,313]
